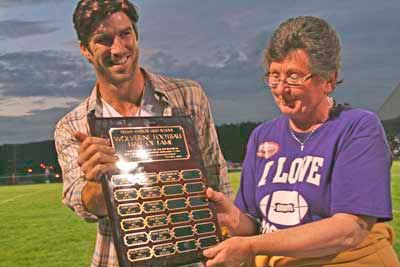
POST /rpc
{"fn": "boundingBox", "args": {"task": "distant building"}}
[378,83,400,158]
[378,82,400,137]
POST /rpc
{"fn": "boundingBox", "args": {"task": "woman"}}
[204,16,398,266]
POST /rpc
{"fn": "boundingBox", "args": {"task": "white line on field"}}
[393,209,400,214]
[0,189,52,206]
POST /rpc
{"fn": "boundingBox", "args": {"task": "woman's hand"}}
[206,187,259,236]
[203,236,254,267]
[206,187,241,231]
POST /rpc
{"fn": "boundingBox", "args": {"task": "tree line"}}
[0,122,260,176]
[1,119,398,176]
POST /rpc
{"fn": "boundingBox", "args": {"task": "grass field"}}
[391,160,400,254]
[0,162,399,266]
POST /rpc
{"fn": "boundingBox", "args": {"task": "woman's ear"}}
[326,71,338,94]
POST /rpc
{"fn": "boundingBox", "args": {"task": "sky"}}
[0,0,399,144]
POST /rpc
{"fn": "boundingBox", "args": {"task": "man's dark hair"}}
[73,0,139,48]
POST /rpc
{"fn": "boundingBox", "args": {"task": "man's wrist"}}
[82,181,107,216]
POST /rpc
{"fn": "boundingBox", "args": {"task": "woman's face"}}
[268,49,334,121]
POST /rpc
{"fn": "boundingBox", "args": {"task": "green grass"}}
[389,160,400,253]
[228,171,241,194]
[0,184,96,267]
[0,162,398,266]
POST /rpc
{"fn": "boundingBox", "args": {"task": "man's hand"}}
[203,236,254,267]
[74,132,118,181]
[74,132,118,216]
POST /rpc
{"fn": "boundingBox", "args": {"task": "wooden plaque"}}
[88,115,222,267]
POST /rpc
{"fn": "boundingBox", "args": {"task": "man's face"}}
[80,11,139,85]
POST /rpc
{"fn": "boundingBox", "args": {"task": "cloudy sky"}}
[0,0,399,144]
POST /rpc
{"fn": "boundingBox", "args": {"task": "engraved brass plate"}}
[139,186,162,199]
[163,184,184,197]
[143,200,165,214]
[111,173,158,187]
[110,126,190,163]
[127,247,152,262]
[188,196,208,207]
[184,182,205,194]
[118,203,142,217]
[153,243,176,257]
[195,222,216,235]
[166,198,187,210]
[124,232,148,247]
[198,236,218,249]
[191,209,212,221]
[149,229,172,243]
[121,218,145,231]
[176,239,197,253]
[174,225,194,239]
[114,189,138,202]
[181,169,202,180]
[169,211,191,224]
[159,170,180,183]
[133,172,158,185]
[111,174,135,187]
[146,214,168,228]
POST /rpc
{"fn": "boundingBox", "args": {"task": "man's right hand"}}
[75,132,118,181]
[74,131,118,216]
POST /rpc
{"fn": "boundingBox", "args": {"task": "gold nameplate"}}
[159,170,181,183]
[139,186,162,199]
[121,218,145,232]
[110,126,190,163]
[127,247,152,262]
[114,189,138,202]
[118,203,142,217]
[195,222,216,235]
[146,214,168,228]
[169,211,191,224]
[153,243,176,257]
[191,209,213,221]
[142,200,165,214]
[149,229,172,243]
[124,232,148,247]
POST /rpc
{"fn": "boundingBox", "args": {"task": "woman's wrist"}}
[226,205,242,234]
[244,236,258,259]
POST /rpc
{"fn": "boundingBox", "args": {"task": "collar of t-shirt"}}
[101,80,162,118]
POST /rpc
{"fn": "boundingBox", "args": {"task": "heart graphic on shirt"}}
[256,141,279,159]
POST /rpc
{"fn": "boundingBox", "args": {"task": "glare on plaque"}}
[116,160,138,173]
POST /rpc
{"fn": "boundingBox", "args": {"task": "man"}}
[54,1,233,266]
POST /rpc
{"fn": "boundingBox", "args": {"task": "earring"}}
[327,96,333,106]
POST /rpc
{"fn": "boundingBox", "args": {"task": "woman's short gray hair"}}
[264,16,341,80]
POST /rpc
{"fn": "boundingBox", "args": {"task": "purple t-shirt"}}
[234,108,392,233]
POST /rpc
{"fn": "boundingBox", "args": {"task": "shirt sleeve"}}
[54,118,99,222]
[195,85,233,200]
[331,112,392,221]
[234,130,261,220]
